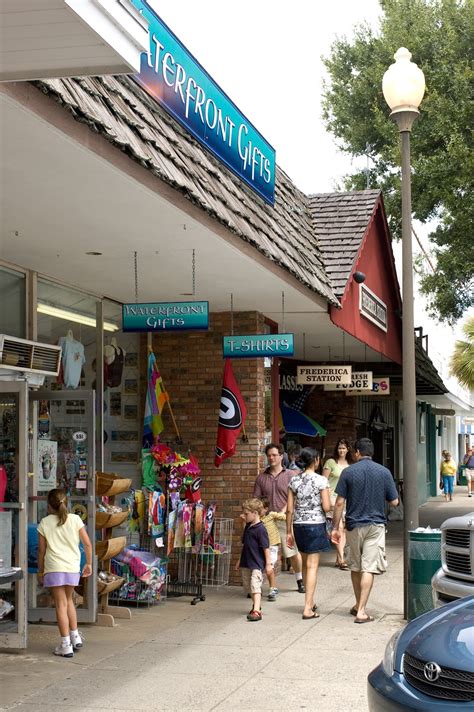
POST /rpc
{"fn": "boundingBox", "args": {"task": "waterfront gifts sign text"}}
[131,0,276,205]
[222,334,294,358]
[122,301,209,332]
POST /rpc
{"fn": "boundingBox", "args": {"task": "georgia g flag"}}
[214,359,247,467]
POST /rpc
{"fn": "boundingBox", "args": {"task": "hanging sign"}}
[122,301,209,332]
[324,371,373,391]
[345,377,391,396]
[297,365,352,385]
[223,334,294,358]
[360,284,388,332]
[131,0,276,205]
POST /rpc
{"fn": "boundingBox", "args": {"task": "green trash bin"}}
[458,465,467,486]
[408,530,441,621]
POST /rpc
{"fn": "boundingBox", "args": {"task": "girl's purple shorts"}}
[43,572,80,587]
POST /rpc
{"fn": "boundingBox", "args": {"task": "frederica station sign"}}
[297,365,352,385]
[132,0,276,205]
[223,334,294,358]
[122,301,209,332]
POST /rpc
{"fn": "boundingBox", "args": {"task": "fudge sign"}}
[324,371,373,391]
[297,365,352,385]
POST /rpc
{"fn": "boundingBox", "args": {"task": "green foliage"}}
[322,0,474,323]
[450,316,474,390]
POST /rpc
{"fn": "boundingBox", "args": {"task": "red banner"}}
[214,360,247,467]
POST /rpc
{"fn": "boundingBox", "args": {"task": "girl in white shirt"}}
[37,489,92,658]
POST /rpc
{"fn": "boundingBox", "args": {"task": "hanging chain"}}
[303,332,306,361]
[342,331,346,361]
[134,251,139,303]
[192,248,196,297]
[281,291,285,333]
[230,293,234,336]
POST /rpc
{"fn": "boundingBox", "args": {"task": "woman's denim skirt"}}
[293,523,330,554]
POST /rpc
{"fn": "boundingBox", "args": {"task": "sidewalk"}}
[2,490,472,712]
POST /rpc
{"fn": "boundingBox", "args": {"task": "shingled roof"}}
[34,75,338,306]
[309,190,381,299]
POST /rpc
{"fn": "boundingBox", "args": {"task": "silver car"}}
[432,512,474,606]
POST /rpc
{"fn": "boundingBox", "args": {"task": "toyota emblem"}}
[423,661,442,682]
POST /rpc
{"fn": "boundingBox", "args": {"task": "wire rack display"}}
[168,518,233,603]
[109,534,167,608]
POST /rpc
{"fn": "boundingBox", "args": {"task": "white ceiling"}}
[0,0,147,81]
[0,90,388,363]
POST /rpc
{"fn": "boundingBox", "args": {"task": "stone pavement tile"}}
[0,671,64,707]
[91,640,279,675]
[16,668,247,711]
[146,616,305,649]
[211,673,369,712]
[4,707,136,712]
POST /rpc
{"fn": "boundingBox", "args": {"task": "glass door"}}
[0,380,28,649]
[28,390,97,623]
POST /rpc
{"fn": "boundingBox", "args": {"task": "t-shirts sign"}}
[297,365,352,385]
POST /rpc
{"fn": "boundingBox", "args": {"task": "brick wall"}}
[303,389,358,462]
[140,311,266,584]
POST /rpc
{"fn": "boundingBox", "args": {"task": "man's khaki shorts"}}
[241,568,263,594]
[345,524,387,574]
[465,468,474,482]
[276,518,298,558]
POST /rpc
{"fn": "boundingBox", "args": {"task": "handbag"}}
[325,516,333,539]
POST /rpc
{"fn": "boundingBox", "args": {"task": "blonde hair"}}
[242,497,263,514]
[47,488,68,526]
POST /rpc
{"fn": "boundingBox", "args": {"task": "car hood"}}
[396,596,474,673]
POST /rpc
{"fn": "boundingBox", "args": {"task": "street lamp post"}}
[383,48,425,618]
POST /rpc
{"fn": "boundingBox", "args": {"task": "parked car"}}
[432,512,474,606]
[367,596,474,710]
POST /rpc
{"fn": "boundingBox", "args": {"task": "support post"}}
[394,110,419,619]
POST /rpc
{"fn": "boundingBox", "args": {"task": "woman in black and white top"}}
[287,448,330,619]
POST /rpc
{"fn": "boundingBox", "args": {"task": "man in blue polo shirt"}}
[331,438,398,624]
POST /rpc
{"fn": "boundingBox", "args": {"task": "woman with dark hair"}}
[286,448,330,619]
[322,439,354,570]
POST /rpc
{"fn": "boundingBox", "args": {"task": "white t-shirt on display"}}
[58,336,85,388]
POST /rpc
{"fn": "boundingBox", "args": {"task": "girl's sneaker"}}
[267,588,278,602]
[70,630,84,650]
[53,641,74,658]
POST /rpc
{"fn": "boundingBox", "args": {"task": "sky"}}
[148,0,471,402]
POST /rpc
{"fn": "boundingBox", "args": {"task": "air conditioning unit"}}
[0,335,61,388]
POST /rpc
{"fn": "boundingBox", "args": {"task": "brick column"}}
[141,311,266,584]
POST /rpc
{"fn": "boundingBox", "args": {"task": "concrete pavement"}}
[1,488,473,712]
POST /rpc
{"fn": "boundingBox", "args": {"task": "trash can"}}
[408,529,441,621]
[458,465,467,486]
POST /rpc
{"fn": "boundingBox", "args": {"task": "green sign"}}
[222,333,294,358]
[122,301,209,332]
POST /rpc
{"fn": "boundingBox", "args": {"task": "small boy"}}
[260,496,286,601]
[236,498,272,621]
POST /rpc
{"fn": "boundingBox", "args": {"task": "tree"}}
[450,315,474,391]
[322,0,474,323]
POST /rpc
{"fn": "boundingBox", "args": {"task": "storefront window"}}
[102,300,142,488]
[0,266,26,338]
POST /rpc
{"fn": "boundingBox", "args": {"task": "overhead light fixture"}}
[37,302,119,332]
